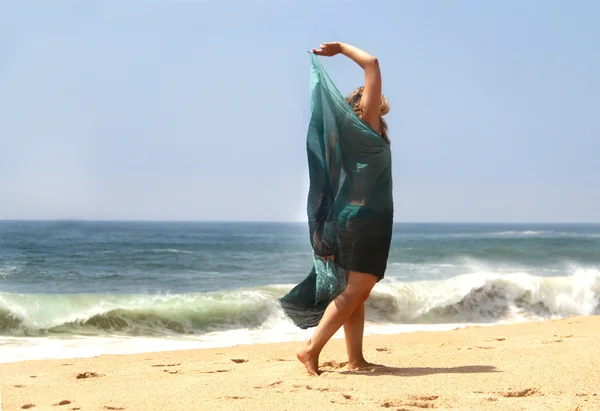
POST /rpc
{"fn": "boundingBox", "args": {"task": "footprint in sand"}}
[231,359,248,364]
[497,387,540,398]
[201,369,231,374]
[406,402,436,409]
[381,395,439,409]
[408,395,439,401]
[304,385,329,392]
[253,380,282,389]
[382,400,435,409]
[291,384,329,393]
[321,360,348,369]
[53,400,72,406]
[542,339,563,344]
[76,372,102,379]
[485,337,506,342]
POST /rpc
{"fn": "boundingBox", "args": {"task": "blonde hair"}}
[345,86,390,145]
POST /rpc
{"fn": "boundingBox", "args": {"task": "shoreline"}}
[2,315,599,410]
[0,321,486,365]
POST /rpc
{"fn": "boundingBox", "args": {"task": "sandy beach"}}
[1,316,599,411]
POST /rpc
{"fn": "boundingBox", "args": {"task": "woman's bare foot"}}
[296,344,320,376]
[348,359,382,371]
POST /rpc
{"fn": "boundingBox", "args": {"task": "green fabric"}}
[280,54,394,329]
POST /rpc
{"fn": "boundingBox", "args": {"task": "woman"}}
[281,42,393,376]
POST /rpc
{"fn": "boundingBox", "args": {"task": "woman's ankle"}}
[348,356,367,367]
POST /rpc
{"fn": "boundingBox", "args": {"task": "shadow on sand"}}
[330,364,499,377]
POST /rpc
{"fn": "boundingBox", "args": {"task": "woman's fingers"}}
[312,42,340,56]
[313,43,337,56]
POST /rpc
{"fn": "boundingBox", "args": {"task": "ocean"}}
[1,221,599,363]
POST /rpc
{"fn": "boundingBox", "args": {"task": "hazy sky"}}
[1,1,598,222]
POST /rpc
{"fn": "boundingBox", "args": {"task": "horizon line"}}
[0,219,599,225]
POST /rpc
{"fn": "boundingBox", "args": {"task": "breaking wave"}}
[2,268,599,337]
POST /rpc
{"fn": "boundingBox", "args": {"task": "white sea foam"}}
[153,248,195,254]
[0,266,18,278]
[490,230,550,237]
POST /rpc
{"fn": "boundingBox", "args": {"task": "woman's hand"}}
[312,42,342,57]
[312,42,383,135]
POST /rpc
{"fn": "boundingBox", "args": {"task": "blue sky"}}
[1,1,598,222]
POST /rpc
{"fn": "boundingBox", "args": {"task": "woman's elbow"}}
[364,56,379,70]
[368,57,379,67]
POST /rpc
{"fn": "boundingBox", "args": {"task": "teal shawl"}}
[280,54,394,329]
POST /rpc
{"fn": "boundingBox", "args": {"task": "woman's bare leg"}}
[343,303,372,369]
[296,271,377,375]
